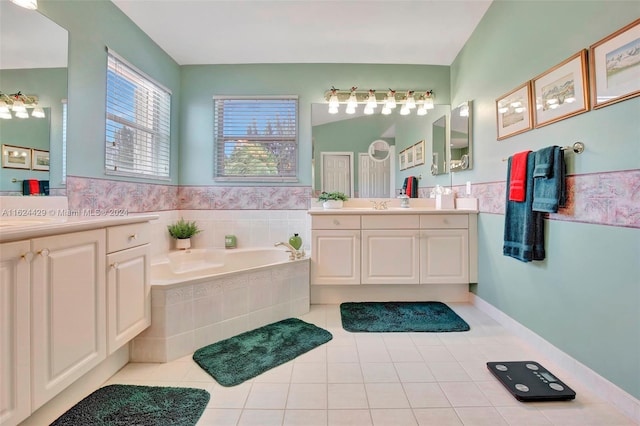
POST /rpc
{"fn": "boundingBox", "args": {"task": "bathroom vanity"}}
[308,204,477,303]
[0,208,156,426]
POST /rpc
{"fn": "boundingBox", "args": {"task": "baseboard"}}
[470,293,640,423]
[311,284,470,304]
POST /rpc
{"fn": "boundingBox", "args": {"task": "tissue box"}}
[456,197,479,210]
[436,193,455,210]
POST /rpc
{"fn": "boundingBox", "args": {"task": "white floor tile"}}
[328,383,369,409]
[365,383,411,408]
[286,383,328,409]
[244,382,289,409]
[413,407,463,425]
[328,409,373,425]
[370,408,418,425]
[283,409,327,426]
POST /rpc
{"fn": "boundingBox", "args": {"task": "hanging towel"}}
[23,179,40,195]
[508,150,532,202]
[402,176,419,198]
[39,180,50,196]
[532,146,565,213]
[503,153,545,262]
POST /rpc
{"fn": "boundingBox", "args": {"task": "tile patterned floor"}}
[104,304,636,425]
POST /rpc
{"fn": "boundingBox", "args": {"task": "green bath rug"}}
[340,301,470,332]
[50,384,210,426]
[193,318,333,386]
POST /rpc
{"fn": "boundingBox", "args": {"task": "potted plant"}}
[167,218,202,250]
[318,191,348,209]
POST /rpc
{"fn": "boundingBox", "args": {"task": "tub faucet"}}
[274,242,304,260]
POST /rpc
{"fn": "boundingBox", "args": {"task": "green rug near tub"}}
[340,301,470,332]
[193,318,333,386]
[50,384,210,426]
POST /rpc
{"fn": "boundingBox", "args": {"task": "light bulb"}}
[32,106,45,118]
[405,91,416,109]
[424,97,434,110]
[15,110,29,118]
[366,90,377,109]
[385,91,396,109]
[347,91,358,110]
[364,105,374,115]
[400,105,410,115]
[328,92,339,109]
[12,99,26,113]
[381,106,392,115]
[328,105,339,114]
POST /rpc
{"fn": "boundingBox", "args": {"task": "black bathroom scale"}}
[487,361,576,402]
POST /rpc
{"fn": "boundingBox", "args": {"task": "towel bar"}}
[11,178,23,183]
[502,142,584,162]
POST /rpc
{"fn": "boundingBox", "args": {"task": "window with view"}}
[214,96,298,181]
[105,50,171,180]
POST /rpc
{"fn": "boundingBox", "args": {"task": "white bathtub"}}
[132,247,310,362]
[151,247,300,285]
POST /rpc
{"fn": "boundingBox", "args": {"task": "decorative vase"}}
[322,200,343,209]
[289,233,302,250]
[175,238,191,250]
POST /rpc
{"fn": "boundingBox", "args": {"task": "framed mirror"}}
[431,115,447,175]
[0,2,68,194]
[368,139,390,162]
[450,101,472,171]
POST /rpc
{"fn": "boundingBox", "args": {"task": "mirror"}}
[0,2,68,194]
[431,115,447,175]
[312,103,450,197]
[449,101,472,172]
[368,139,390,162]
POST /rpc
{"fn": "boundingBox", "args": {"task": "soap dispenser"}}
[397,190,410,208]
[289,233,302,250]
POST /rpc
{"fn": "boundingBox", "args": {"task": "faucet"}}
[274,242,305,260]
[370,200,389,210]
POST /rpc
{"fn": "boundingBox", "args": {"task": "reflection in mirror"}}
[368,139,390,162]
[312,103,449,197]
[0,2,68,194]
[431,115,447,175]
[450,101,472,172]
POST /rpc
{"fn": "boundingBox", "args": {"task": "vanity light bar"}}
[0,92,44,119]
[324,87,434,115]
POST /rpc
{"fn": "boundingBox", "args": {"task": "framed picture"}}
[2,144,31,170]
[413,140,425,165]
[496,82,533,140]
[589,18,640,109]
[32,149,50,171]
[399,149,407,170]
[532,50,589,128]
[405,146,414,168]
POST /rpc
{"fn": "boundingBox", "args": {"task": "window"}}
[214,96,297,181]
[105,50,171,180]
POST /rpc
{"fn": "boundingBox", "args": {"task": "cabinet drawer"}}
[420,214,468,229]
[312,215,361,230]
[107,222,151,253]
[362,215,419,229]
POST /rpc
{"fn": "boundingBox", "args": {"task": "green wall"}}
[451,1,640,398]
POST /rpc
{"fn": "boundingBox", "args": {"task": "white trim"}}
[470,293,640,423]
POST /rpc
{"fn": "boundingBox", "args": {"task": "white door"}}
[321,152,353,197]
[359,153,390,198]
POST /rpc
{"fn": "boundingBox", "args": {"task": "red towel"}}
[28,179,40,195]
[407,176,413,198]
[508,151,531,202]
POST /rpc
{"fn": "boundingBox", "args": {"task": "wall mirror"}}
[312,103,449,197]
[449,101,472,171]
[368,139,390,162]
[0,2,68,194]
[431,115,447,175]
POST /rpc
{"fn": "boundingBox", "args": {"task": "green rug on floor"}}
[193,318,333,387]
[50,384,210,426]
[340,301,470,332]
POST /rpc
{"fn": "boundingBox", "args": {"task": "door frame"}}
[320,151,354,197]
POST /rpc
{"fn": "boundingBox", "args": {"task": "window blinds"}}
[105,50,171,180]
[214,96,298,181]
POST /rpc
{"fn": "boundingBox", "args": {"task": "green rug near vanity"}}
[50,384,210,426]
[193,318,332,386]
[340,301,470,332]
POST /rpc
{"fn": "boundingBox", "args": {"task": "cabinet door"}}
[0,241,31,426]
[107,244,151,354]
[311,230,360,285]
[362,230,420,284]
[31,229,106,410]
[420,229,469,284]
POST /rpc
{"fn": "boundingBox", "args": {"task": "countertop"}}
[0,213,159,243]
[307,207,477,215]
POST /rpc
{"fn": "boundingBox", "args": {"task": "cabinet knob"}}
[38,248,50,257]
[333,219,340,225]
[110,262,119,270]
[129,233,138,240]
[21,251,34,263]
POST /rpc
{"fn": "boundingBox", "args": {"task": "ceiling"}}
[111,0,493,66]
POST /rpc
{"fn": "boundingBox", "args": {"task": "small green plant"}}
[167,218,202,239]
[318,191,348,202]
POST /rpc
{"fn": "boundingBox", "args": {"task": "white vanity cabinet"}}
[0,241,31,426]
[419,215,469,284]
[31,229,106,410]
[106,223,151,354]
[311,215,361,285]
[361,215,420,284]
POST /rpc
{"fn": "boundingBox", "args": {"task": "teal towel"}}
[532,146,565,213]
[504,153,545,262]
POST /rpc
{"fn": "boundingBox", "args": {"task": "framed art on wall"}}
[405,146,414,168]
[413,140,425,165]
[32,149,50,171]
[589,18,640,109]
[2,144,31,170]
[399,149,407,170]
[496,82,533,140]
[533,50,589,128]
